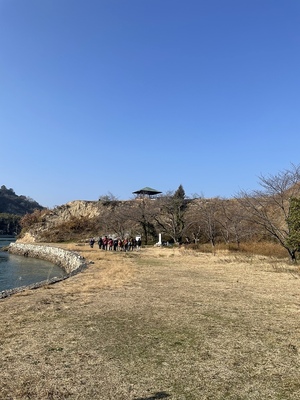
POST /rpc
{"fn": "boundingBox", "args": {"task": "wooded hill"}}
[0,185,44,235]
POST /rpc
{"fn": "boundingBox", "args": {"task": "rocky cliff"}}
[21,200,113,242]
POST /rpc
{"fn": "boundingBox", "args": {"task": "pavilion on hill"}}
[132,187,162,198]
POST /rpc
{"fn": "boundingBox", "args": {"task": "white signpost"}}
[158,233,162,246]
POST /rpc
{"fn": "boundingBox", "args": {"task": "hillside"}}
[0,185,44,215]
[20,200,121,242]
[0,186,44,235]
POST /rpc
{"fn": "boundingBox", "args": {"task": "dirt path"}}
[0,245,300,399]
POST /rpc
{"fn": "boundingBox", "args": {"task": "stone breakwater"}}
[1,243,88,299]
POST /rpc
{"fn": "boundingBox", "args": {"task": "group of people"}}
[89,236,142,251]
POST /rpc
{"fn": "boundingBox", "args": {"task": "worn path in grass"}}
[1,245,300,400]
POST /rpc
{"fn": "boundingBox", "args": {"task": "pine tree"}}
[174,184,185,200]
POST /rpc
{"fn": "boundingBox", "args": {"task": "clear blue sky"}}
[1,0,300,207]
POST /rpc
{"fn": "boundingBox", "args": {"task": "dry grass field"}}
[1,244,300,399]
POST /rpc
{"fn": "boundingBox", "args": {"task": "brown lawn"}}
[0,245,300,399]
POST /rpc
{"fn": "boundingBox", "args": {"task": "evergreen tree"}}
[174,184,185,200]
[286,197,300,261]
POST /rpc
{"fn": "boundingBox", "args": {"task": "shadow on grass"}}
[134,391,170,400]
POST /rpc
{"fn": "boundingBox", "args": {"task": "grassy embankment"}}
[0,244,300,399]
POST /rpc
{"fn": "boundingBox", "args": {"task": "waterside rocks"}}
[1,243,88,299]
[9,243,87,274]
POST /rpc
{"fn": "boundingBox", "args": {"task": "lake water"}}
[0,236,66,292]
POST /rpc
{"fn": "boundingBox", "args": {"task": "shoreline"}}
[1,242,88,299]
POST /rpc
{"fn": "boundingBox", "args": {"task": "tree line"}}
[19,165,300,261]
[0,213,21,235]
[0,185,44,235]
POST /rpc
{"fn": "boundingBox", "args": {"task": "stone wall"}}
[1,243,88,299]
[9,243,87,274]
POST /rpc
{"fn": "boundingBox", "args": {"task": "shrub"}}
[186,241,287,258]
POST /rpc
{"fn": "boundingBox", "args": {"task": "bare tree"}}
[217,199,255,247]
[155,185,188,243]
[123,198,158,244]
[237,164,300,261]
[106,203,134,238]
[196,198,220,249]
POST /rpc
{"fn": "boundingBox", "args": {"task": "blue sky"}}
[1,0,300,207]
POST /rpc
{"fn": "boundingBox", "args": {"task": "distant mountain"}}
[0,185,44,215]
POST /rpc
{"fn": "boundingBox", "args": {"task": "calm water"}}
[0,236,66,292]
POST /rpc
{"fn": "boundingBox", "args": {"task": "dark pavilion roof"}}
[132,187,162,196]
